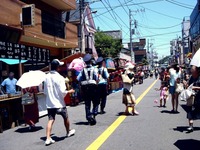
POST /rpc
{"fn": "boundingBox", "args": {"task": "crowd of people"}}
[1,53,200,146]
[156,63,200,133]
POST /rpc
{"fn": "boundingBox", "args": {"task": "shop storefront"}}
[0,39,50,132]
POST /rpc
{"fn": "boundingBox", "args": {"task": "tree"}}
[95,31,123,58]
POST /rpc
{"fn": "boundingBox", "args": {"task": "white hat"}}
[51,59,64,66]
[125,62,135,69]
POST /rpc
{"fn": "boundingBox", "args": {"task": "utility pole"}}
[79,0,84,53]
[129,9,135,63]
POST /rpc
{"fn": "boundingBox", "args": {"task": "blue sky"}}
[89,0,197,59]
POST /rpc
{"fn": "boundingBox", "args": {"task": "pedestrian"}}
[44,59,75,146]
[1,72,18,94]
[169,63,181,113]
[96,57,110,114]
[155,68,159,79]
[186,65,200,132]
[121,63,139,115]
[139,70,144,84]
[155,81,168,107]
[77,54,99,125]
[23,86,39,131]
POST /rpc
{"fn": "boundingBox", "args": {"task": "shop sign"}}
[0,41,50,63]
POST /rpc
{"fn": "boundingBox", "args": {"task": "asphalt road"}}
[0,77,200,150]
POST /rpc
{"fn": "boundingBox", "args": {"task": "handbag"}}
[121,74,132,84]
[186,95,195,106]
[21,92,34,105]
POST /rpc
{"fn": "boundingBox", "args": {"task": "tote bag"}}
[21,92,34,105]
[121,74,132,84]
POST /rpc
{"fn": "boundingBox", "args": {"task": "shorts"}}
[47,107,68,120]
[169,86,175,95]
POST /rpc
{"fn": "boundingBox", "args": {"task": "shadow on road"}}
[74,121,89,125]
[160,110,173,114]
[40,134,66,142]
[173,126,200,133]
[174,139,200,150]
[15,126,43,133]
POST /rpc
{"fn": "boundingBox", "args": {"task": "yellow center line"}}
[86,80,158,150]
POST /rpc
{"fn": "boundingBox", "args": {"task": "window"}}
[41,11,65,39]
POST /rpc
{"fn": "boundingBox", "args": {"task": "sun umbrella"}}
[190,49,200,67]
[68,57,85,71]
[17,70,46,89]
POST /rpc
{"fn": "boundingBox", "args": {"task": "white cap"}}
[51,59,64,66]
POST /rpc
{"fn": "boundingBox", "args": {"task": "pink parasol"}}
[68,57,85,71]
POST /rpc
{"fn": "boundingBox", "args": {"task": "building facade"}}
[0,0,77,76]
[190,0,200,53]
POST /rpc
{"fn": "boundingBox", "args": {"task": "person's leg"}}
[46,109,56,141]
[163,98,166,107]
[85,99,91,121]
[60,107,75,136]
[46,119,55,140]
[171,94,175,111]
[124,106,129,115]
[175,93,179,112]
[188,119,194,131]
[100,96,107,113]
[132,105,139,115]
[160,98,162,107]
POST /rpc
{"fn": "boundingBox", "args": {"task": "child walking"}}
[156,81,169,107]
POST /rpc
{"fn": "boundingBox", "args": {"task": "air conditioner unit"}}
[22,4,35,26]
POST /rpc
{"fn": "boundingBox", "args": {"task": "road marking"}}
[86,80,158,150]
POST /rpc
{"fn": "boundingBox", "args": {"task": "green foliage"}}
[95,31,122,58]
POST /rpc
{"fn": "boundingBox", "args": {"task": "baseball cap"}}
[96,57,104,64]
[83,54,92,62]
[51,59,64,66]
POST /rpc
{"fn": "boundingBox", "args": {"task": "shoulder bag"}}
[21,90,34,105]
[121,73,133,84]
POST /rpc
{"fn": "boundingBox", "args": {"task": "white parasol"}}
[17,70,46,89]
[190,48,200,67]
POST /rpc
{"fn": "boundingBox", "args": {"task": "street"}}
[1,77,200,150]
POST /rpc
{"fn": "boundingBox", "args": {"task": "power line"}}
[100,0,123,30]
[138,23,181,29]
[129,1,182,20]
[103,0,130,29]
[170,0,194,7]
[122,30,182,40]
[93,0,164,9]
[165,0,194,9]
[92,0,182,21]
[117,0,129,16]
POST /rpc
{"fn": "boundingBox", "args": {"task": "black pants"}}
[81,84,98,120]
[97,84,108,111]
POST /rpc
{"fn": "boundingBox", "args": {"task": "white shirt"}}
[44,71,67,108]
[169,68,181,86]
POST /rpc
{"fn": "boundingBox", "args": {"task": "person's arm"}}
[192,86,200,91]
[104,68,110,79]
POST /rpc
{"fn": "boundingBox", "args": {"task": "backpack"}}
[81,68,96,85]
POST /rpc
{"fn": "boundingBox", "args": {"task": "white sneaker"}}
[45,138,55,145]
[67,129,75,137]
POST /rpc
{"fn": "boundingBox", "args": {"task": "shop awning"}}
[60,52,84,64]
[0,58,27,65]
